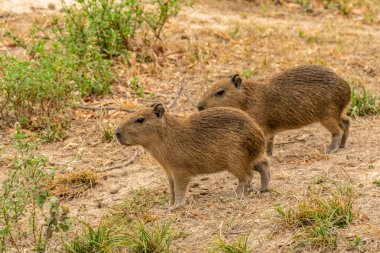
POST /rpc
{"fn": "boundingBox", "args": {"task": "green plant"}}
[62,0,143,57]
[143,0,181,39]
[130,77,144,97]
[275,185,356,250]
[347,235,366,252]
[63,222,126,253]
[348,86,379,117]
[60,0,181,57]
[0,126,72,252]
[102,127,114,142]
[276,185,355,228]
[211,234,253,253]
[104,188,167,227]
[295,0,313,13]
[373,180,380,187]
[292,222,338,250]
[127,221,173,253]
[4,31,27,49]
[241,70,253,79]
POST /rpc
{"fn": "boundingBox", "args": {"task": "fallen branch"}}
[103,150,140,172]
[73,105,136,113]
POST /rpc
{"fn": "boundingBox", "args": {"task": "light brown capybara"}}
[197,65,351,155]
[115,103,269,209]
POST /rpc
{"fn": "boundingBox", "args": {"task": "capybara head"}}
[115,103,165,147]
[197,74,245,111]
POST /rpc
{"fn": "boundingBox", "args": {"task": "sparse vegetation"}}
[104,188,167,226]
[0,0,184,138]
[63,222,127,253]
[0,127,72,252]
[211,234,253,253]
[126,221,174,253]
[347,235,366,252]
[348,86,380,117]
[373,180,380,187]
[276,185,356,250]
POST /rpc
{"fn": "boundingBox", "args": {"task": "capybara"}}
[115,103,269,209]
[197,65,351,155]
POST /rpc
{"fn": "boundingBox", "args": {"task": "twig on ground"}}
[73,105,136,113]
[275,139,306,145]
[338,165,353,182]
[103,150,140,172]
[168,83,184,108]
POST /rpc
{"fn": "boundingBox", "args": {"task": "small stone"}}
[110,186,120,194]
[48,3,56,10]
[200,177,209,181]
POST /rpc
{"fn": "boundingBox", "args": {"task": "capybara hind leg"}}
[235,173,253,197]
[253,158,270,192]
[340,116,350,148]
[265,135,274,156]
[171,175,190,209]
[322,119,342,154]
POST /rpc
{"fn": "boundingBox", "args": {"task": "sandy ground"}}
[0,0,73,13]
[1,0,380,252]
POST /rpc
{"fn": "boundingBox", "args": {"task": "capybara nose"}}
[197,102,205,111]
[115,128,122,140]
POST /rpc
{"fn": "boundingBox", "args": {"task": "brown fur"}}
[115,104,269,209]
[197,65,351,155]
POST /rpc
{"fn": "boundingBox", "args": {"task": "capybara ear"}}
[230,74,242,88]
[153,103,165,118]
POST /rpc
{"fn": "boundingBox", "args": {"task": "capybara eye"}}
[215,89,225,97]
[135,117,145,124]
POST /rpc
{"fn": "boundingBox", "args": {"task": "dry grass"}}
[275,184,357,250]
[48,169,99,199]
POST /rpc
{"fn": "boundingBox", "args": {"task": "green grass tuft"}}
[276,185,356,250]
[348,86,380,117]
[127,221,174,253]
[63,222,127,253]
[211,234,253,253]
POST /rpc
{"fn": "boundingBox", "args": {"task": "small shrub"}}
[211,234,253,253]
[61,0,181,57]
[348,86,379,117]
[127,221,173,253]
[0,127,71,252]
[63,222,126,253]
[0,40,114,134]
[373,180,380,187]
